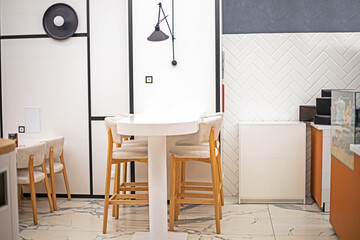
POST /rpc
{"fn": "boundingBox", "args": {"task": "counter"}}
[0,139,19,240]
[330,146,360,240]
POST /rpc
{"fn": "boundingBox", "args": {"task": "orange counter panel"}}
[330,154,360,240]
[311,127,323,207]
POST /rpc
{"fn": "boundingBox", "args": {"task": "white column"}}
[148,136,168,240]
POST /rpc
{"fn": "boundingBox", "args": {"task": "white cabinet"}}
[238,122,306,204]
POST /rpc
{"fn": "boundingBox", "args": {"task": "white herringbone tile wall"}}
[222,33,360,197]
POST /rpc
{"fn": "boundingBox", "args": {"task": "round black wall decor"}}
[43,3,78,40]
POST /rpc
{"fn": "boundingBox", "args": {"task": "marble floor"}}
[18,197,338,240]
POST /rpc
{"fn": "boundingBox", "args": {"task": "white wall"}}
[133,0,216,114]
[222,33,360,196]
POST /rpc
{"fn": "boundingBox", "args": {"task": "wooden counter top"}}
[0,139,16,155]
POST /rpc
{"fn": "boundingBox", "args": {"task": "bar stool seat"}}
[170,146,219,159]
[112,150,148,160]
[115,145,148,153]
[121,139,148,146]
[17,170,46,184]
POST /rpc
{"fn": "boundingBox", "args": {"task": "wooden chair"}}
[34,137,71,210]
[17,143,54,225]
[169,115,223,234]
[103,117,149,234]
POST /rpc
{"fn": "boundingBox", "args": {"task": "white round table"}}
[117,112,200,240]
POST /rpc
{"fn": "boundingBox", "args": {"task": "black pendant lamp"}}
[147,1,177,66]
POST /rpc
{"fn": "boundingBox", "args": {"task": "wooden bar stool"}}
[173,113,224,207]
[35,137,71,210]
[169,115,223,234]
[103,117,149,234]
[17,143,54,225]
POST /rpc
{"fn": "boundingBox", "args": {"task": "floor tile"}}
[268,203,329,219]
[272,218,335,236]
[276,236,339,240]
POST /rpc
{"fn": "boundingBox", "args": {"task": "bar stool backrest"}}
[174,113,223,145]
[105,116,123,144]
[17,143,46,169]
[40,137,64,159]
[198,115,223,143]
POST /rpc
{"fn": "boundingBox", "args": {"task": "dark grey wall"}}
[223,0,360,34]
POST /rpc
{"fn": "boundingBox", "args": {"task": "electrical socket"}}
[145,76,153,84]
[18,126,25,133]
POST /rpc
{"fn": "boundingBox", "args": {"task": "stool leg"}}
[60,153,71,200]
[216,154,224,206]
[112,164,118,218]
[122,162,127,194]
[42,161,54,213]
[175,161,181,220]
[180,161,185,207]
[210,150,221,233]
[115,163,121,219]
[49,148,57,210]
[169,155,177,231]
[103,150,113,234]
[17,185,22,208]
[29,156,38,225]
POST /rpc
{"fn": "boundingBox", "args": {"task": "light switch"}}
[145,76,153,84]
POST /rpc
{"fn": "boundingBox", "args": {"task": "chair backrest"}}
[175,113,223,145]
[40,136,64,159]
[16,142,46,169]
[105,116,123,144]
[115,113,133,118]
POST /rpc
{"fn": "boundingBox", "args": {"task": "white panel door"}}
[90,0,129,116]
[0,0,87,35]
[1,37,90,194]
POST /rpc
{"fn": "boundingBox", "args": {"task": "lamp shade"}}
[147,26,169,41]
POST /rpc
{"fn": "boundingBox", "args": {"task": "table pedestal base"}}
[132,232,188,240]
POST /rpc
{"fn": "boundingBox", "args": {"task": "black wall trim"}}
[0,33,88,40]
[91,116,107,121]
[223,0,360,34]
[215,0,220,112]
[86,0,93,196]
[128,0,135,185]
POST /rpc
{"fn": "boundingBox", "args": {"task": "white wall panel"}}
[133,0,216,114]
[90,0,129,116]
[0,0,87,35]
[223,33,360,196]
[1,37,90,194]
